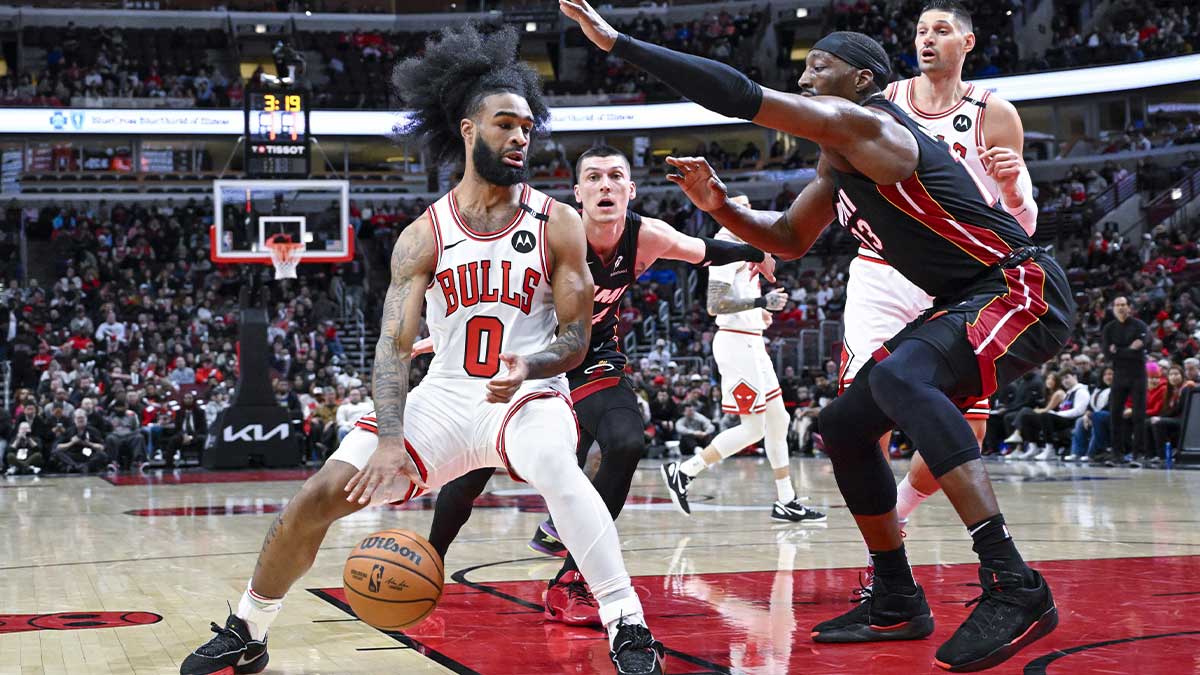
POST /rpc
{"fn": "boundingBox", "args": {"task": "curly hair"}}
[392,24,550,165]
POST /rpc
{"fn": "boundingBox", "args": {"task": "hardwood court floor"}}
[2,456,1198,674]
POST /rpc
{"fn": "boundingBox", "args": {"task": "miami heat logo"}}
[731,381,759,415]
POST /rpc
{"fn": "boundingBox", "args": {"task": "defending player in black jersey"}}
[419,145,776,627]
[563,2,1073,671]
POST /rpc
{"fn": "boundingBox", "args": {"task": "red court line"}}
[313,554,1200,674]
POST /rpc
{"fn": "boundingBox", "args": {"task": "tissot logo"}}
[223,423,290,442]
[255,144,306,155]
[953,114,972,132]
[511,231,536,253]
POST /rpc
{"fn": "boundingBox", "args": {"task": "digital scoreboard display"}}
[244,89,310,177]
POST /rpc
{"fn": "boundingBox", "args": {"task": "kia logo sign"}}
[222,423,289,442]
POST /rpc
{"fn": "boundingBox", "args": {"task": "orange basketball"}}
[343,529,444,630]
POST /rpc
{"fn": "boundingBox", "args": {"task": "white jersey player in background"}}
[840,0,1039,534]
[660,193,826,524]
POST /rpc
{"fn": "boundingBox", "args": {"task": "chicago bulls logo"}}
[0,611,162,635]
[730,381,760,416]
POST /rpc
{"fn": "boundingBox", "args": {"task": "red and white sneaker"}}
[543,571,601,627]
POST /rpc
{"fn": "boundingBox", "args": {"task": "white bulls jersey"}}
[709,227,767,331]
[855,77,998,264]
[424,184,559,380]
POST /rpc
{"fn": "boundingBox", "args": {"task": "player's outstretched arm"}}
[345,215,436,505]
[633,216,776,282]
[559,0,912,175]
[666,155,835,260]
[485,203,593,403]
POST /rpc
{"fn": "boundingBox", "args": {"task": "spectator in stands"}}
[51,409,108,473]
[335,387,371,441]
[1148,364,1194,465]
[169,355,196,387]
[1071,366,1114,463]
[104,402,146,471]
[95,310,126,344]
[1018,369,1090,460]
[167,392,207,466]
[649,388,678,450]
[675,404,715,457]
[6,421,43,475]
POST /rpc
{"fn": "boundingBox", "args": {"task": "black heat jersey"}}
[566,210,643,386]
[830,94,1035,300]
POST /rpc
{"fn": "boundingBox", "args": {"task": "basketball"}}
[343,529,444,631]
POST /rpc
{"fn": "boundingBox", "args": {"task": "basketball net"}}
[265,234,305,280]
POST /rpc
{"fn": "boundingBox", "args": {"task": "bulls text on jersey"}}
[434,260,542,317]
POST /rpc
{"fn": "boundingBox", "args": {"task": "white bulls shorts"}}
[713,328,782,416]
[330,375,576,503]
[842,254,989,419]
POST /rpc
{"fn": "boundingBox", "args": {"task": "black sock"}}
[556,555,579,580]
[869,545,917,593]
[968,514,1034,583]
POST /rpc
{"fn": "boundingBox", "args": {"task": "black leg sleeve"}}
[426,467,495,560]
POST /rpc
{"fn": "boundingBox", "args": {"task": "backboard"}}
[209,179,353,264]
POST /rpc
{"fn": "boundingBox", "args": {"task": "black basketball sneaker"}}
[609,620,666,674]
[661,461,692,515]
[811,577,935,643]
[771,499,827,524]
[180,612,268,675]
[933,567,1058,672]
[528,518,568,558]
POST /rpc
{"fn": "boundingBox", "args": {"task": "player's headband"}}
[812,32,891,89]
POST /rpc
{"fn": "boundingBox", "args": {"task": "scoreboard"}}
[244,89,310,177]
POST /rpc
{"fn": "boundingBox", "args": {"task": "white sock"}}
[895,474,933,522]
[679,453,708,478]
[237,583,283,642]
[775,478,796,503]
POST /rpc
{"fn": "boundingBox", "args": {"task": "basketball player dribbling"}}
[181,26,665,675]
[563,1,1072,671]
[419,145,781,627]
[660,191,826,525]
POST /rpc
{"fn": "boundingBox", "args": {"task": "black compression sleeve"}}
[701,237,765,267]
[610,34,764,121]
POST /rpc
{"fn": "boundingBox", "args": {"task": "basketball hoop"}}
[265,234,305,280]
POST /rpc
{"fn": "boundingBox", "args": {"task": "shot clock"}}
[244,88,310,177]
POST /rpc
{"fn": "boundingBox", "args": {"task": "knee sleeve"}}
[589,406,646,520]
[764,397,790,470]
[711,414,765,459]
[816,380,897,515]
[868,341,982,478]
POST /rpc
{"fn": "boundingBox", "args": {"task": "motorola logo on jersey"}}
[953,114,972,132]
[511,230,536,253]
[435,260,542,317]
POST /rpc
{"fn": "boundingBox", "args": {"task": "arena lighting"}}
[4,54,1197,135]
[526,22,537,32]
[795,8,809,18]
[254,24,266,34]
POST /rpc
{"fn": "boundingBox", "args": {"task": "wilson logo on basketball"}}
[359,536,424,565]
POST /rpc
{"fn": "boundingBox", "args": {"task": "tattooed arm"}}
[344,214,436,505]
[485,202,593,403]
[706,279,788,316]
